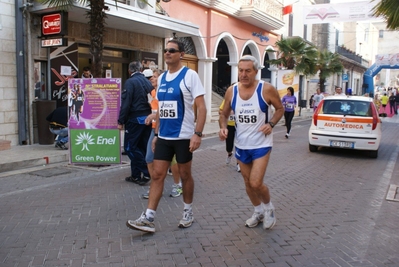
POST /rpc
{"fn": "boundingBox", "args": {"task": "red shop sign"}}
[42,13,62,36]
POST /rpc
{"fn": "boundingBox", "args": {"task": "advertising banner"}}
[303,1,380,24]
[68,78,121,164]
[276,70,299,98]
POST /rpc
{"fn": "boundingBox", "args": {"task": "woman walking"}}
[281,87,297,138]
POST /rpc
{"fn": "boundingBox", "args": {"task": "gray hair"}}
[239,55,259,70]
[129,61,142,73]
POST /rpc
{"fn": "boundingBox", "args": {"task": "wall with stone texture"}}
[0,0,17,145]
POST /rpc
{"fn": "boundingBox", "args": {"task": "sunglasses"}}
[163,48,180,54]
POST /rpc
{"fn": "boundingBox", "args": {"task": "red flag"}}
[283,4,293,15]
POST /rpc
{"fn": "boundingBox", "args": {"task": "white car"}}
[308,95,382,158]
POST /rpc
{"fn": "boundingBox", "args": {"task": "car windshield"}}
[322,100,372,117]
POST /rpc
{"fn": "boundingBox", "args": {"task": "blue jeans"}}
[145,129,155,163]
[124,118,152,178]
[49,127,68,144]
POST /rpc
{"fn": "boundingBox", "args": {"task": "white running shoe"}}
[178,209,194,228]
[245,212,264,227]
[126,212,155,233]
[236,164,241,172]
[263,208,276,230]
[226,154,233,164]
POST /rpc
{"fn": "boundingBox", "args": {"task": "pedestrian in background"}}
[312,88,324,112]
[219,98,240,172]
[334,86,346,96]
[395,90,399,115]
[219,55,284,230]
[380,93,389,115]
[389,92,396,115]
[281,86,297,139]
[118,61,153,186]
[46,106,68,150]
[81,66,93,78]
[126,39,207,233]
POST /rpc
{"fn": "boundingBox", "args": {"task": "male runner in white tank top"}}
[219,55,284,230]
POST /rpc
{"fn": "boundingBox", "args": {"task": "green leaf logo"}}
[75,132,95,151]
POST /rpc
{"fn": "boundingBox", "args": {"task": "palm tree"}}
[266,36,318,76]
[315,50,344,92]
[372,0,399,30]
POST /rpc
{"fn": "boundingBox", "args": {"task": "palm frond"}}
[371,0,399,30]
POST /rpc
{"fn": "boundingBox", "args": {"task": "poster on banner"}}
[276,70,299,98]
[68,78,122,165]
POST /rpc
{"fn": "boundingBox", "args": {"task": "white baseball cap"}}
[143,69,153,78]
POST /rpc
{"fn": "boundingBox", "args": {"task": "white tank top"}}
[231,81,273,149]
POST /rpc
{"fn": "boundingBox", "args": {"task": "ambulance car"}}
[308,95,382,158]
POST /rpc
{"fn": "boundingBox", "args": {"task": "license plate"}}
[330,140,354,148]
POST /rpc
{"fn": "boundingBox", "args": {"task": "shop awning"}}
[30,1,200,39]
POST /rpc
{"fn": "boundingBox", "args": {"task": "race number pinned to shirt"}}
[286,103,294,109]
[237,108,259,124]
[159,101,178,119]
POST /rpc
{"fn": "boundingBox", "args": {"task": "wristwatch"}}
[268,121,275,128]
[194,131,203,137]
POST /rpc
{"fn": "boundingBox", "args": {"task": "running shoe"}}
[226,153,233,164]
[178,209,193,228]
[167,168,173,176]
[245,212,264,227]
[55,142,67,150]
[170,184,183,197]
[236,164,241,172]
[263,208,276,230]
[126,212,155,233]
[141,190,149,199]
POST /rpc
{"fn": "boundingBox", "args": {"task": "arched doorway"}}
[213,39,232,96]
[179,37,198,71]
[261,53,271,83]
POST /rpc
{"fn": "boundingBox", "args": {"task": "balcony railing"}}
[336,45,368,66]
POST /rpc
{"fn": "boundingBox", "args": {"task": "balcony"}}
[190,0,284,31]
[336,45,369,67]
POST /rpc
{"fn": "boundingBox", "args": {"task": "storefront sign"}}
[252,32,269,42]
[42,12,68,36]
[50,42,78,107]
[41,38,67,47]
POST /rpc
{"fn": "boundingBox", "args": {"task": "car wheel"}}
[309,144,318,152]
[368,149,378,158]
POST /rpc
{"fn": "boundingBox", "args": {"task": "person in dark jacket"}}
[46,106,68,150]
[395,90,399,115]
[118,61,153,185]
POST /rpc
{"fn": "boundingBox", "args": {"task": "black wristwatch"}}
[268,121,275,128]
[194,131,203,137]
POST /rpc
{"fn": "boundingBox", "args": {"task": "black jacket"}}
[46,106,68,128]
[118,72,152,124]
